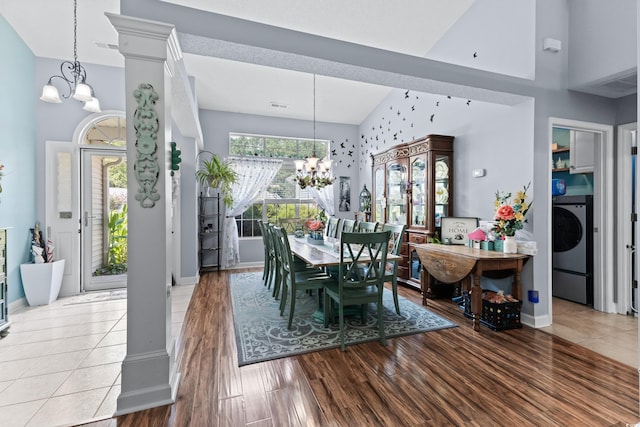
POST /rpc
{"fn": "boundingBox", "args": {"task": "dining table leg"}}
[471,270,482,332]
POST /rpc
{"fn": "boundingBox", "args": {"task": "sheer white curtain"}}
[223,157,283,268]
[307,184,335,216]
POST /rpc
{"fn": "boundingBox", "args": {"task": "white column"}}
[106,13,181,415]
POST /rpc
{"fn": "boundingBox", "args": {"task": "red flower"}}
[306,219,324,231]
[496,205,515,221]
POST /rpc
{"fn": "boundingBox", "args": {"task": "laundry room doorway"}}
[549,117,614,319]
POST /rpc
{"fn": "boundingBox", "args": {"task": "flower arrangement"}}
[305,219,325,232]
[306,211,327,241]
[492,182,532,237]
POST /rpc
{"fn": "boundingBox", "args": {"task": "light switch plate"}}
[472,168,485,178]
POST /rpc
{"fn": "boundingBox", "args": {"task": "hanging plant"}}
[195,155,238,208]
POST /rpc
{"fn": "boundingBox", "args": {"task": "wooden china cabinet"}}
[371,134,454,291]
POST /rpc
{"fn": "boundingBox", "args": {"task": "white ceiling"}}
[0,0,473,124]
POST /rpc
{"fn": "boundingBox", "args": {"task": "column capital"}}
[106,13,182,64]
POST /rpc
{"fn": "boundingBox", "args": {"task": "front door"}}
[81,149,127,291]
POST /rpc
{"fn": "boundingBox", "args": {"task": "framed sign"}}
[440,217,479,245]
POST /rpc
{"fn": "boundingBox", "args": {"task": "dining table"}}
[288,235,402,267]
[288,235,403,322]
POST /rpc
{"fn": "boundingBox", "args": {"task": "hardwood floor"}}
[82,268,640,426]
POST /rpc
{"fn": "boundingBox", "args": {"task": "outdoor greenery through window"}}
[229,133,330,238]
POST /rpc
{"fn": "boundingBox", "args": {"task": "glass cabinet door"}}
[374,167,385,222]
[386,162,407,225]
[410,157,426,227]
[434,154,450,228]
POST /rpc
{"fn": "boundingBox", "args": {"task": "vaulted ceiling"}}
[0,0,474,124]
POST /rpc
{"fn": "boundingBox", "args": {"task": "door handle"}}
[84,212,97,226]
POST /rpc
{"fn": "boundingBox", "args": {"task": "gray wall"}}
[615,94,638,125]
[198,109,359,264]
[358,89,534,222]
[568,0,637,89]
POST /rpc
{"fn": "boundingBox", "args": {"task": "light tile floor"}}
[0,284,194,427]
[541,297,639,368]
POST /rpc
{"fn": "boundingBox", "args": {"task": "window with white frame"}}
[229,133,331,238]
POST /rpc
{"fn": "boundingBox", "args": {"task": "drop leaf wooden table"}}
[414,244,530,331]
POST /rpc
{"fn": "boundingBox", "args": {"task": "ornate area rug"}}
[230,272,457,366]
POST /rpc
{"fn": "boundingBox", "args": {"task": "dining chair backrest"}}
[338,231,390,289]
[326,217,342,238]
[381,223,407,315]
[342,219,356,233]
[357,221,379,233]
[382,223,407,257]
[279,218,302,234]
[272,225,293,279]
[263,222,279,289]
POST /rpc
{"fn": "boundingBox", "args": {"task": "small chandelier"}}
[294,74,335,190]
[40,0,101,113]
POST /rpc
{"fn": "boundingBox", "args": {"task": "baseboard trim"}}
[521,312,551,328]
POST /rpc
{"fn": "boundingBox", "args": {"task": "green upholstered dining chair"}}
[325,217,342,238]
[272,226,335,329]
[357,221,379,233]
[341,219,356,233]
[323,230,391,351]
[381,223,407,315]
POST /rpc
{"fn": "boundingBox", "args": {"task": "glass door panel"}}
[410,248,421,281]
[81,149,127,291]
[434,154,450,228]
[374,167,385,222]
[387,162,407,225]
[411,157,426,227]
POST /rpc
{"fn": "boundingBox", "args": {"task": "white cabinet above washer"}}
[569,130,595,174]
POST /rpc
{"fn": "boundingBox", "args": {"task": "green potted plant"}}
[196,155,238,208]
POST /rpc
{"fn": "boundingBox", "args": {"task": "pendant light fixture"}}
[40,0,101,113]
[294,74,335,190]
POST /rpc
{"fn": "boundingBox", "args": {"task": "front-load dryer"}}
[552,195,593,305]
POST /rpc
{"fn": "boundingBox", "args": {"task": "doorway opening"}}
[46,112,128,296]
[548,118,615,322]
[80,115,128,292]
[81,149,127,291]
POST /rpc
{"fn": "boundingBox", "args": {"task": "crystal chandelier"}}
[39,0,101,113]
[294,75,335,190]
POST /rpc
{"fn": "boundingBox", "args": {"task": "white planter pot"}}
[19,260,65,306]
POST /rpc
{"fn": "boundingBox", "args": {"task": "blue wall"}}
[0,17,37,303]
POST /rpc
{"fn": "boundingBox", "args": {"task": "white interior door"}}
[81,148,127,291]
[45,141,80,297]
[616,123,637,314]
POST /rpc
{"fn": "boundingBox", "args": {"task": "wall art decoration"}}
[339,176,351,212]
[133,83,161,208]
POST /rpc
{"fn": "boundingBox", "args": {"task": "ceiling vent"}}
[95,41,119,50]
